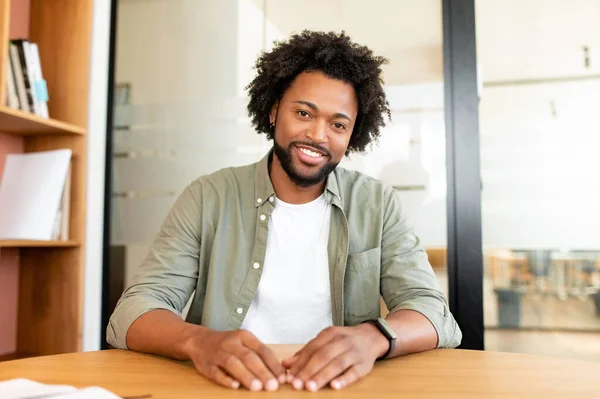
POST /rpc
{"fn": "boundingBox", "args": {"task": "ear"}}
[269,101,279,125]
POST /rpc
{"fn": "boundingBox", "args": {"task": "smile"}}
[295,145,326,158]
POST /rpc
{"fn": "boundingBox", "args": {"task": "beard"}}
[273,140,339,188]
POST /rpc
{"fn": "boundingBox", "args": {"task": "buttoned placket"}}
[228,194,276,328]
[326,192,349,326]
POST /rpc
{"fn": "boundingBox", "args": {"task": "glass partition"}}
[108,0,449,317]
[476,0,600,361]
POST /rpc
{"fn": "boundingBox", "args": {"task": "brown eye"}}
[298,110,310,118]
[333,123,346,130]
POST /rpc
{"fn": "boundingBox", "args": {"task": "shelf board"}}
[0,106,86,136]
[0,240,80,248]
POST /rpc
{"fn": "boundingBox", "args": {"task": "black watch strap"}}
[369,317,398,360]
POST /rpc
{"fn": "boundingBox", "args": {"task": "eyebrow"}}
[293,100,352,122]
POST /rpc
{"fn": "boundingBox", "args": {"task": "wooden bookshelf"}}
[0,240,80,248]
[0,0,92,359]
[0,106,86,135]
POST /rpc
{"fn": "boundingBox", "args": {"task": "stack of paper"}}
[0,378,121,399]
[0,149,72,241]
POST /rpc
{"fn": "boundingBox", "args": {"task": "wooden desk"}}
[1,345,600,398]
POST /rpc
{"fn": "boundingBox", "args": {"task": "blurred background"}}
[105,0,600,361]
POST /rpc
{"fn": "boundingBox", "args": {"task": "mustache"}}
[290,141,332,158]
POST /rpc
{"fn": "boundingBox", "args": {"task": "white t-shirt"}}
[240,194,332,344]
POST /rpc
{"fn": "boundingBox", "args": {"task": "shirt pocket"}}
[346,247,380,271]
[344,248,381,324]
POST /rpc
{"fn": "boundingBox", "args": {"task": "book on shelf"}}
[4,39,49,118]
[0,149,72,241]
[8,43,29,113]
[5,53,20,109]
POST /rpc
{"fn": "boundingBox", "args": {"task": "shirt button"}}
[236,307,243,314]
[253,262,260,269]
[256,198,262,204]
[269,197,274,203]
[260,214,266,221]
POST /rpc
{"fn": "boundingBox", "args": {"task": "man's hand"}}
[184,329,286,391]
[281,324,389,391]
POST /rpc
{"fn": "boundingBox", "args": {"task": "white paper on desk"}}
[0,149,71,240]
[0,379,121,399]
[54,387,122,399]
[0,378,76,398]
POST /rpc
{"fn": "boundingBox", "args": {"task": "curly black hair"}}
[246,30,391,154]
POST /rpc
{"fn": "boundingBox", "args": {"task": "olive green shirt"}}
[107,151,462,349]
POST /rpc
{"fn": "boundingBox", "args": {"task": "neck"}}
[269,153,326,204]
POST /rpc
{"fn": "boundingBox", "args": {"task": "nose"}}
[305,119,327,144]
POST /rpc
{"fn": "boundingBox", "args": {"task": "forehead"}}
[282,71,358,115]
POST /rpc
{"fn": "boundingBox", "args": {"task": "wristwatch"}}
[368,317,397,360]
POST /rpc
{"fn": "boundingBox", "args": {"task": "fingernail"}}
[232,381,240,389]
[331,380,342,390]
[306,381,318,392]
[292,379,303,390]
[278,374,286,384]
[286,374,294,383]
[250,379,263,391]
[265,378,278,391]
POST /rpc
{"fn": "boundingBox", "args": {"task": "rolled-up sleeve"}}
[379,187,462,348]
[106,182,202,349]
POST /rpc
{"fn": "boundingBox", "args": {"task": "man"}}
[107,30,461,392]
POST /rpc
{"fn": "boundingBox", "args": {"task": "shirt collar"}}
[254,149,342,207]
[254,150,276,207]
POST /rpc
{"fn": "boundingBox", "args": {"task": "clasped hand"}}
[187,324,388,392]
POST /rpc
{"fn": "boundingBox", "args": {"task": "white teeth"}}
[299,147,322,158]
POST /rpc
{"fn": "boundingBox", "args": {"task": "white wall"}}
[262,0,444,85]
[476,0,600,250]
[83,0,112,351]
[476,0,600,81]
[479,80,600,249]
[112,0,272,246]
